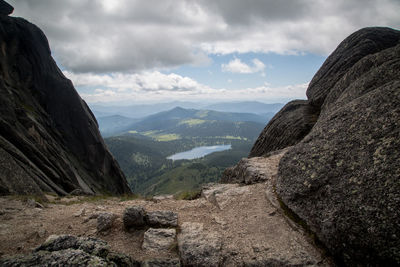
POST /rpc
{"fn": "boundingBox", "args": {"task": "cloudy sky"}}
[9,0,400,104]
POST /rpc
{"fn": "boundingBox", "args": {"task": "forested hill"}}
[97,106,271,139]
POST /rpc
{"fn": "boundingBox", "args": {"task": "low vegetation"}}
[103,106,267,196]
[106,135,256,196]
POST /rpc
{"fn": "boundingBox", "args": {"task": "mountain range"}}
[90,101,283,119]
[96,106,271,138]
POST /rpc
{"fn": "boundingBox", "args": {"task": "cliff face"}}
[0,6,131,195]
[244,27,400,266]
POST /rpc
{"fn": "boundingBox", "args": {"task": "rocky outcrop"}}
[245,27,400,266]
[250,27,400,157]
[249,101,318,157]
[0,235,138,266]
[222,148,287,183]
[277,73,400,265]
[306,27,400,108]
[0,2,131,196]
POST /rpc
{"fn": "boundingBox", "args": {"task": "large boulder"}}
[307,27,400,108]
[0,5,131,195]
[249,27,400,157]
[274,28,400,266]
[249,100,318,157]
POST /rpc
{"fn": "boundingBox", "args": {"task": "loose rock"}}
[221,149,287,184]
[202,183,250,210]
[26,199,44,209]
[142,228,176,252]
[152,195,174,202]
[146,211,178,228]
[177,222,222,266]
[0,234,135,266]
[74,208,86,217]
[97,212,116,233]
[123,206,146,230]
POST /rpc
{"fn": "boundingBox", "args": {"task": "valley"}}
[94,104,273,196]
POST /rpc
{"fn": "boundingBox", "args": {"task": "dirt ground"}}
[0,182,329,265]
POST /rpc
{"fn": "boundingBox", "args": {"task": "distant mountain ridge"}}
[106,106,269,140]
[97,115,139,137]
[90,101,283,120]
[205,101,284,114]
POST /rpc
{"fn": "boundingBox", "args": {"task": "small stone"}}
[213,216,226,226]
[123,206,146,230]
[74,208,86,217]
[97,213,116,233]
[152,195,174,202]
[26,199,44,209]
[142,228,176,252]
[146,211,178,228]
[37,228,47,238]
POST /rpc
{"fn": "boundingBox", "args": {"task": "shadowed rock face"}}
[307,27,400,108]
[249,100,318,157]
[278,80,400,266]
[0,9,131,195]
[271,28,400,266]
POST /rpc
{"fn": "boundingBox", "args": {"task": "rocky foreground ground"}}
[0,151,332,266]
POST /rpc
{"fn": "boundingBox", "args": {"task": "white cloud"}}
[221,58,265,74]
[63,70,211,92]
[9,0,400,73]
[64,71,307,103]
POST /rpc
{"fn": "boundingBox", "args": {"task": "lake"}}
[167,144,232,160]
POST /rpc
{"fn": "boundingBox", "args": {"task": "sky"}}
[9,0,400,105]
